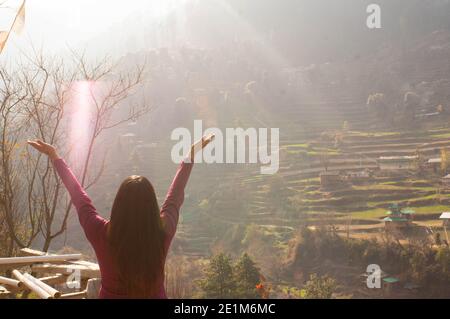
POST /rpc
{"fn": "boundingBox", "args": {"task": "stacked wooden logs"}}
[0,248,100,299]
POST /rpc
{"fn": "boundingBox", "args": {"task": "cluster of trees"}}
[165,252,338,299]
[366,91,421,126]
[198,253,266,299]
[366,87,450,128]
[0,50,148,255]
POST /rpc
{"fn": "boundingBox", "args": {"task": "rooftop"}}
[121,133,136,137]
[383,277,400,284]
[379,156,418,161]
[383,217,409,222]
[320,171,340,176]
[386,205,414,216]
[428,158,441,164]
[440,212,450,219]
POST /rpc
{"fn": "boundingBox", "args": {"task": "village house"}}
[426,157,441,174]
[345,169,371,183]
[320,171,342,188]
[440,212,450,243]
[440,212,450,226]
[382,277,401,296]
[383,204,415,231]
[378,156,419,171]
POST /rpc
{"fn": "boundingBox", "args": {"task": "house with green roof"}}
[383,204,414,231]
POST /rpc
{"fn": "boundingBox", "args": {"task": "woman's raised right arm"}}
[160,160,194,239]
[160,134,215,239]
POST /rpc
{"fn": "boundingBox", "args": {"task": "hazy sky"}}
[1,0,186,56]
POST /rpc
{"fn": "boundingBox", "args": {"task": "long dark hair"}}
[109,175,165,297]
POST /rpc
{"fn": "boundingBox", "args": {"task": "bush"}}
[302,274,336,299]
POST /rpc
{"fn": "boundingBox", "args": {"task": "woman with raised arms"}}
[28,134,214,299]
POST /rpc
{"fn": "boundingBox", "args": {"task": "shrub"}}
[302,274,336,299]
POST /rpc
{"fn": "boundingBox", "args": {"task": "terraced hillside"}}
[238,126,450,242]
[169,107,450,256]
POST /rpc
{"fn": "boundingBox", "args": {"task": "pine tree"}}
[234,253,262,299]
[199,253,236,298]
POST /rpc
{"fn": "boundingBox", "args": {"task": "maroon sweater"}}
[52,158,193,298]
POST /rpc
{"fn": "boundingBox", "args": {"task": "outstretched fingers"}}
[201,133,215,148]
[27,140,40,149]
[27,139,52,155]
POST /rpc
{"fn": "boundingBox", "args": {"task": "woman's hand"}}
[27,139,60,160]
[188,133,215,163]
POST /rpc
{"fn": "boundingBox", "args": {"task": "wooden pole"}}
[20,248,99,269]
[23,273,61,299]
[19,248,46,256]
[0,275,23,289]
[60,290,87,299]
[69,260,100,269]
[12,270,52,299]
[31,264,100,279]
[0,254,82,266]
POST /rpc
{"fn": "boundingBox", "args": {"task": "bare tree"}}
[0,62,34,256]
[165,254,203,298]
[0,48,150,253]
